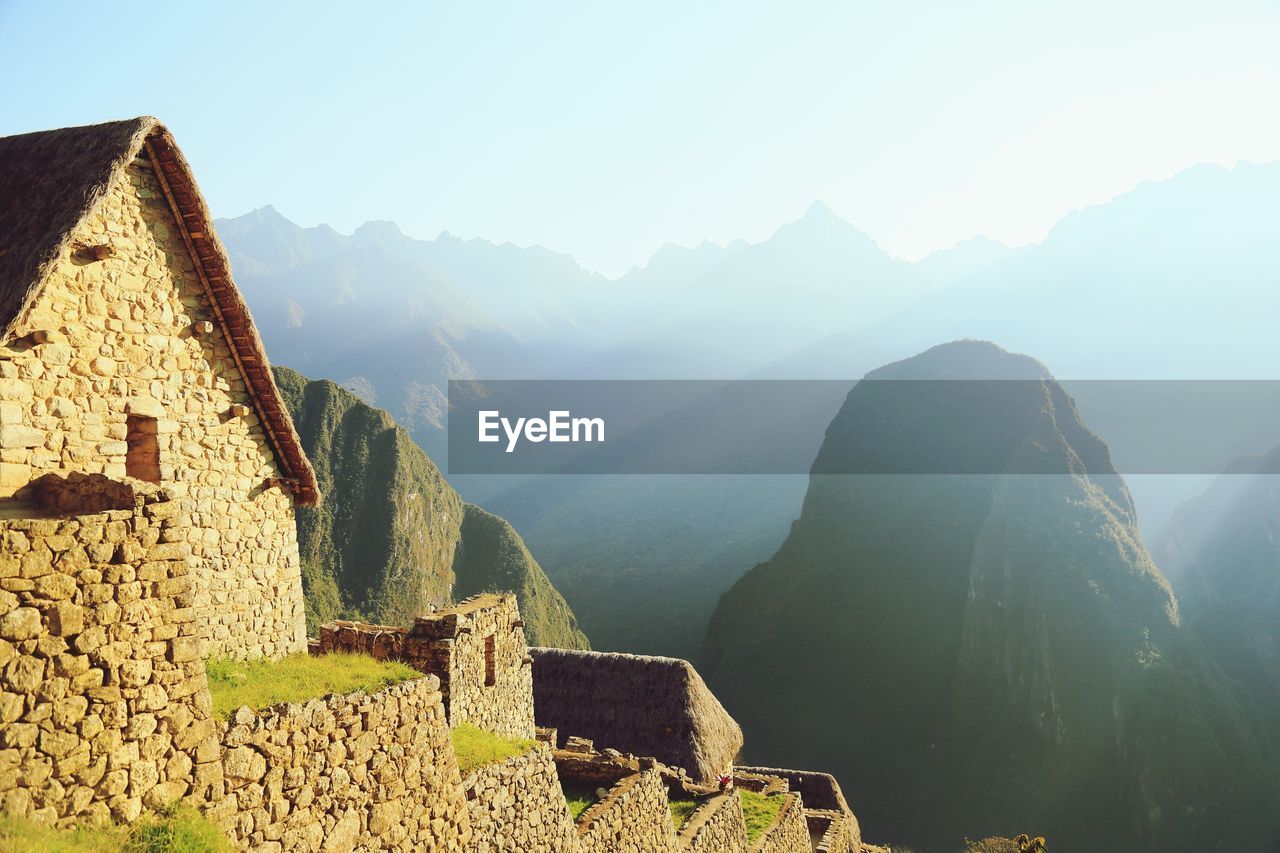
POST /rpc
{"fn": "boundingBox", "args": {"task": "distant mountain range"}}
[218,158,1280,660]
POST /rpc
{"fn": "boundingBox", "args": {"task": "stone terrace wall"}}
[808,810,857,853]
[318,593,535,740]
[0,485,221,827]
[2,155,306,659]
[736,766,849,812]
[463,740,577,852]
[577,769,678,853]
[552,736,690,790]
[679,790,748,853]
[751,792,809,853]
[738,766,861,853]
[207,676,471,852]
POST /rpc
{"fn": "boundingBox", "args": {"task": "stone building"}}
[317,593,536,739]
[0,116,874,849]
[528,646,743,784]
[0,117,318,659]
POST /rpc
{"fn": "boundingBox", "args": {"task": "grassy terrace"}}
[739,788,786,844]
[0,805,230,853]
[206,652,420,719]
[669,798,699,830]
[561,782,601,821]
[449,723,537,775]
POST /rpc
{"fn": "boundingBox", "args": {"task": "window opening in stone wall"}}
[484,635,496,687]
[125,414,161,483]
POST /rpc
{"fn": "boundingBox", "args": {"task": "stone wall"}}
[751,792,809,853]
[1,155,305,659]
[736,766,850,812]
[679,790,748,853]
[551,734,696,792]
[208,676,471,852]
[577,769,678,853]
[808,809,858,853]
[409,595,534,740]
[738,766,860,852]
[0,486,221,827]
[462,740,577,852]
[529,646,741,783]
[318,594,535,740]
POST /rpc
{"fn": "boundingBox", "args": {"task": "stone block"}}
[168,636,201,663]
[0,607,42,641]
[47,601,84,637]
[125,397,166,418]
[224,746,267,788]
[34,572,77,601]
[0,462,33,490]
[0,424,43,449]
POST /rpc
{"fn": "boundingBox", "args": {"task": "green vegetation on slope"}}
[274,365,463,629]
[1154,445,1280,740]
[449,723,536,775]
[206,652,419,719]
[0,805,230,853]
[485,473,804,660]
[273,366,588,648]
[452,504,589,649]
[703,341,1280,852]
[737,789,783,844]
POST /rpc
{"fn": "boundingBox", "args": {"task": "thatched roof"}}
[0,117,318,505]
[529,647,743,783]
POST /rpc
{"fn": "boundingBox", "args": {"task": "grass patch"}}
[669,798,699,830]
[206,652,419,720]
[739,789,785,844]
[562,781,601,821]
[449,723,536,775]
[0,804,230,852]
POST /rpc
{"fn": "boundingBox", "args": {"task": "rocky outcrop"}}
[703,340,1280,851]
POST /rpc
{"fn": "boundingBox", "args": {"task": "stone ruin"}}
[0,115,873,850]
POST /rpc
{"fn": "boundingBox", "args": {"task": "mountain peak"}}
[353,219,406,241]
[802,199,838,221]
[867,340,1051,381]
[229,204,292,226]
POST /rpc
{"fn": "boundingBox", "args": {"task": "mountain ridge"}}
[702,340,1278,851]
[272,365,589,649]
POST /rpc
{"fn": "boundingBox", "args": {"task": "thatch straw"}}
[0,117,318,505]
[529,647,743,783]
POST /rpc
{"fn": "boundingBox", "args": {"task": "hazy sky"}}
[3,1,1280,276]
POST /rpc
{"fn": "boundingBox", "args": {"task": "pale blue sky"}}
[3,1,1280,276]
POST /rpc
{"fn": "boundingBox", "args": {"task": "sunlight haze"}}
[3,0,1278,275]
